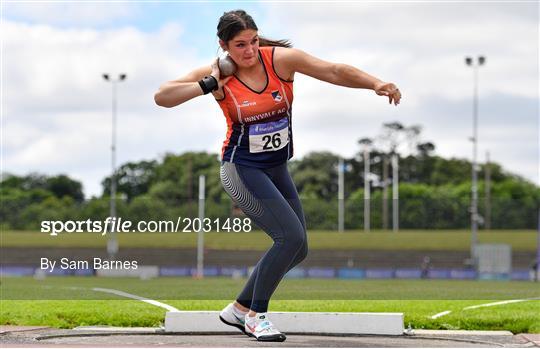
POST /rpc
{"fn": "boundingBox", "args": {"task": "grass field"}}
[2,230,538,333]
[1,230,537,251]
[1,277,539,333]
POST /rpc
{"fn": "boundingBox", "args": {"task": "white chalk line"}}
[430,297,540,319]
[92,287,180,312]
[40,284,179,312]
[39,284,180,312]
[430,310,452,319]
[462,298,538,310]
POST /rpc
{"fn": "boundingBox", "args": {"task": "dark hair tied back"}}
[217,10,292,48]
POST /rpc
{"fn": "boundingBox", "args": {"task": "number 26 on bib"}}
[248,118,289,153]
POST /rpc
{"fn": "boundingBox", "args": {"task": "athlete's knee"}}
[291,223,307,243]
[275,227,304,252]
[286,233,307,258]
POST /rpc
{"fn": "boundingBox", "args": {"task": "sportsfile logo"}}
[41,217,253,235]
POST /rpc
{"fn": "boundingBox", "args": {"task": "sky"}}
[2,1,538,198]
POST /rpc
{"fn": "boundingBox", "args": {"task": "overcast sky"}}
[2,1,538,198]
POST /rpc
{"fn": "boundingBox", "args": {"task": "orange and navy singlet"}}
[216,46,294,169]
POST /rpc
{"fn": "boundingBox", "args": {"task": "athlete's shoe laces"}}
[244,313,286,342]
[219,303,250,336]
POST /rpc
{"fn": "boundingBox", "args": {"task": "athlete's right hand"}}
[211,59,233,90]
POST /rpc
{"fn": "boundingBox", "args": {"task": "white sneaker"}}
[219,303,250,336]
[244,313,286,342]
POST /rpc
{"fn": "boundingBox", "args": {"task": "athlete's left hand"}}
[374,81,401,106]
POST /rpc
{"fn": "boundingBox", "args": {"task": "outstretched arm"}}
[154,61,232,108]
[276,48,401,105]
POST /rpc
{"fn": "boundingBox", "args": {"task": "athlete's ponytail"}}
[258,37,292,48]
[217,10,292,48]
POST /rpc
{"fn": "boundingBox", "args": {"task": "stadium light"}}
[338,158,345,233]
[391,153,399,232]
[465,56,485,269]
[102,73,127,260]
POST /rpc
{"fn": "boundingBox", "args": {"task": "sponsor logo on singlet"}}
[271,90,283,103]
[241,100,257,107]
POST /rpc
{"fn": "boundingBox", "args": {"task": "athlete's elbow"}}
[154,91,174,108]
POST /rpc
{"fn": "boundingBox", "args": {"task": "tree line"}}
[2,122,538,230]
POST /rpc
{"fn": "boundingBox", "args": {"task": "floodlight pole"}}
[392,153,399,232]
[197,175,206,278]
[485,151,491,230]
[465,56,485,269]
[364,148,370,232]
[102,73,127,260]
[536,207,540,282]
[338,157,345,232]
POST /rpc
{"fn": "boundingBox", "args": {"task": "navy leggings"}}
[220,161,308,313]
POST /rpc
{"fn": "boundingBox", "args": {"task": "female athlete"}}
[154,10,401,342]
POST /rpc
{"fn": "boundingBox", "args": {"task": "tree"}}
[380,121,405,153]
[379,122,405,229]
[358,137,373,148]
[357,138,374,183]
[2,173,83,201]
[127,194,170,222]
[417,142,435,157]
[430,157,472,185]
[20,196,77,230]
[102,160,158,201]
[46,175,84,202]
[289,152,340,201]
[0,187,52,229]
[154,152,222,200]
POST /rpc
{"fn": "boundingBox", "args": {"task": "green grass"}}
[1,277,539,333]
[2,277,539,300]
[1,230,537,251]
[2,299,539,333]
[0,300,162,329]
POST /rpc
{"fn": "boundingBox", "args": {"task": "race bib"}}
[248,118,289,153]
